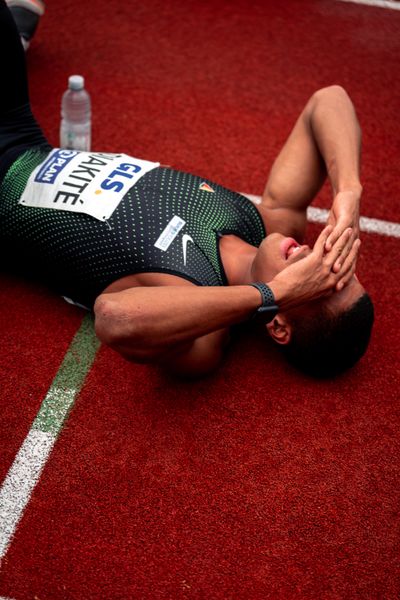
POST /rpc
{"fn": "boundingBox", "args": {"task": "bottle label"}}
[19,149,160,221]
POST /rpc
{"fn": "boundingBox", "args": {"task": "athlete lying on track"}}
[0,0,373,378]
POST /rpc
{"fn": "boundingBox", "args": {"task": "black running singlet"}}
[0,147,266,308]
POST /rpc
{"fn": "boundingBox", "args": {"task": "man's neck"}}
[218,234,257,286]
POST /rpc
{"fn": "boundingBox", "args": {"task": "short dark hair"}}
[281,292,374,378]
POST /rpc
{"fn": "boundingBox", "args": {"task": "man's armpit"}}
[257,203,307,243]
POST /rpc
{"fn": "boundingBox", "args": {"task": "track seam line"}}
[0,314,100,564]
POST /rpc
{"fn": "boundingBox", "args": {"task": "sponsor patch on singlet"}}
[19,149,160,221]
[154,216,186,251]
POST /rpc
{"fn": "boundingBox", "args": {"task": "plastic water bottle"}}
[60,75,91,151]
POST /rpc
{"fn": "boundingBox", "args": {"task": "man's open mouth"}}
[280,237,302,260]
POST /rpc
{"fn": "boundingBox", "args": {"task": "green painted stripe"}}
[33,314,100,435]
[0,315,100,561]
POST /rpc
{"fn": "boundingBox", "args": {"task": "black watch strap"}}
[249,282,279,321]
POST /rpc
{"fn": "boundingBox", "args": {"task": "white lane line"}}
[0,315,99,564]
[336,0,400,9]
[309,207,400,238]
[0,430,55,558]
[242,194,400,238]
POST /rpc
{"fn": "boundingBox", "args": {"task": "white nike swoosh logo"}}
[182,234,194,266]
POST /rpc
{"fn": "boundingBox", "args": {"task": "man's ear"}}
[266,314,292,345]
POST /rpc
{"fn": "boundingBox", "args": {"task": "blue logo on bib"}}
[35,149,79,185]
[100,162,142,193]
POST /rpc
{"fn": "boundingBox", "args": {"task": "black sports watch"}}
[249,282,279,322]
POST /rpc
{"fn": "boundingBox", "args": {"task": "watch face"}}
[257,305,278,313]
[255,305,279,323]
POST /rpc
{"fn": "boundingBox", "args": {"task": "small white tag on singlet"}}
[19,149,160,221]
[154,216,186,251]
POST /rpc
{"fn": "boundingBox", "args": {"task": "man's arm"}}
[259,85,362,246]
[95,284,262,359]
[94,283,262,377]
[94,226,358,376]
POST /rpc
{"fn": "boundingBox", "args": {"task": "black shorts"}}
[0,0,50,183]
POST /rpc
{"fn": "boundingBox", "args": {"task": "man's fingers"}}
[325,216,347,252]
[325,228,337,253]
[325,232,338,253]
[336,263,356,291]
[314,225,333,257]
[335,239,361,290]
[331,229,357,273]
[324,227,353,269]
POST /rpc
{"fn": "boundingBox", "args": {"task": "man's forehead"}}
[326,276,365,312]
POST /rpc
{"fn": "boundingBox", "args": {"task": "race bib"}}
[19,149,160,221]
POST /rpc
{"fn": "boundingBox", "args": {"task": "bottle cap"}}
[68,75,85,90]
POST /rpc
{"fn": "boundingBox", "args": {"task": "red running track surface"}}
[1,1,400,599]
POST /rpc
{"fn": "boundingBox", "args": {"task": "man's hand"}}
[325,188,362,272]
[269,225,361,311]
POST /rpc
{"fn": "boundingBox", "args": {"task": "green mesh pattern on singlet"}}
[0,148,266,308]
[0,147,49,202]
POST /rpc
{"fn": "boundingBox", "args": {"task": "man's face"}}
[253,232,365,316]
[254,232,312,280]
